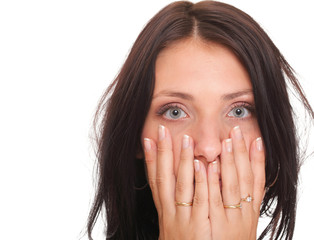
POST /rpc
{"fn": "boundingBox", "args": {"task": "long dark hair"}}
[87,1,314,239]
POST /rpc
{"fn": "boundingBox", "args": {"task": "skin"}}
[141,38,266,239]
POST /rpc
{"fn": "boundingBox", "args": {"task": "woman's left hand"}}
[208,126,265,239]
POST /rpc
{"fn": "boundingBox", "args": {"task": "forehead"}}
[154,38,252,96]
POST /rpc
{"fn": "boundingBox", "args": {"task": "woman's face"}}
[141,38,261,174]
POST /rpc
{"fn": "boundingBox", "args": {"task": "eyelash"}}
[156,102,256,120]
[156,103,187,117]
[227,102,256,119]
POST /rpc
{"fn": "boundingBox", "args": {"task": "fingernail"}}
[194,159,200,172]
[256,137,263,151]
[144,138,151,152]
[225,138,232,153]
[158,125,165,141]
[211,160,218,173]
[233,126,243,140]
[182,135,190,149]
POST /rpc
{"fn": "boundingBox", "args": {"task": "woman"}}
[87,1,313,239]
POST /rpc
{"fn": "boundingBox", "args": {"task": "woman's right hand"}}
[143,125,212,240]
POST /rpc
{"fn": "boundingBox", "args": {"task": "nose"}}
[193,121,222,163]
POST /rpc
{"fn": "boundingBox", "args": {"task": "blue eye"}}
[228,106,250,118]
[164,107,187,120]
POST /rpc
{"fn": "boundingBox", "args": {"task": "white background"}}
[0,1,313,239]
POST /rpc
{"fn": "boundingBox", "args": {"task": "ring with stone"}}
[241,194,254,203]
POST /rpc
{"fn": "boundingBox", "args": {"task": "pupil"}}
[235,108,242,115]
[172,109,179,116]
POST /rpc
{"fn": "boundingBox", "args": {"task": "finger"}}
[220,138,241,221]
[143,137,161,212]
[250,137,266,215]
[175,135,194,220]
[208,160,225,227]
[191,159,209,223]
[231,126,254,216]
[157,125,176,215]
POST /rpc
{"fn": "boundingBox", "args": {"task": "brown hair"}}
[87,1,313,239]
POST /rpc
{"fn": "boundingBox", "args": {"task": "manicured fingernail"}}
[182,135,190,149]
[233,126,243,140]
[225,138,232,153]
[211,160,218,173]
[158,125,165,141]
[144,138,151,152]
[256,137,263,151]
[194,159,200,172]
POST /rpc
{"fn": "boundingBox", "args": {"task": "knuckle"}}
[235,143,248,155]
[240,174,253,186]
[210,196,223,208]
[148,178,157,190]
[210,174,220,185]
[175,180,186,194]
[157,142,172,153]
[239,146,247,154]
[155,175,165,187]
[194,175,204,184]
[226,183,240,195]
[145,156,154,164]
[193,195,207,206]
[180,153,189,163]
[157,146,169,153]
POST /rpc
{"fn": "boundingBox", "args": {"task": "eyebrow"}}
[221,89,253,101]
[153,90,194,101]
[153,89,253,101]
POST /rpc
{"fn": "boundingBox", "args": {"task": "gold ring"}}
[223,202,242,209]
[241,194,254,203]
[175,201,193,207]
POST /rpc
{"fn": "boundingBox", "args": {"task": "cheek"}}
[140,119,158,159]
[141,117,159,143]
[242,123,261,151]
[141,118,189,174]
[141,123,184,179]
